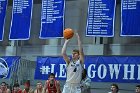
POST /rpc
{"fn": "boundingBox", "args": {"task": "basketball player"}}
[12,83,22,93]
[0,82,10,93]
[80,69,91,93]
[108,84,120,93]
[34,82,44,93]
[135,85,140,93]
[22,80,34,93]
[61,32,84,93]
[44,73,61,93]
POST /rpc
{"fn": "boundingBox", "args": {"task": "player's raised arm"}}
[75,32,84,64]
[61,39,71,65]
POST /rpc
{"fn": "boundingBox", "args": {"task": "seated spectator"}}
[0,82,10,93]
[108,83,120,93]
[34,81,44,93]
[44,73,61,93]
[22,80,33,93]
[135,85,140,93]
[80,69,91,93]
[12,83,22,93]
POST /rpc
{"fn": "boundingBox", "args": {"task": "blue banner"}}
[39,0,65,39]
[86,0,116,37]
[121,0,140,36]
[9,0,33,40]
[35,56,140,83]
[0,56,20,79]
[0,0,8,41]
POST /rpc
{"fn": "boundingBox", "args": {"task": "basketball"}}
[63,28,74,39]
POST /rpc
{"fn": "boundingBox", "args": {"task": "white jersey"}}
[66,59,83,84]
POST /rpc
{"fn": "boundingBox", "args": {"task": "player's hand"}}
[65,39,70,42]
[75,33,80,39]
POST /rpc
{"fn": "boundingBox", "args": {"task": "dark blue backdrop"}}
[35,56,140,83]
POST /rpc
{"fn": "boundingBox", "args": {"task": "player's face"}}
[72,52,79,60]
[111,86,117,93]
[49,76,55,81]
[24,83,30,89]
[136,87,140,93]
[37,82,42,89]
[1,83,6,90]
[13,87,19,92]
